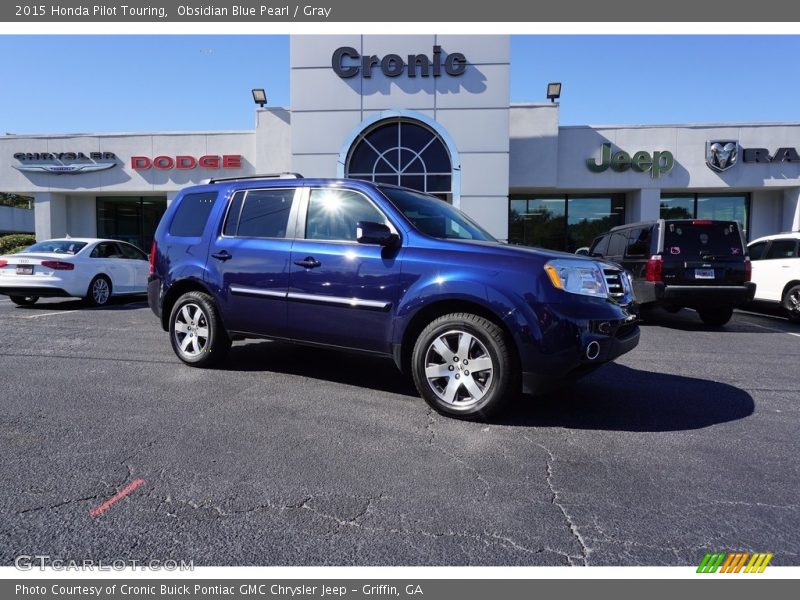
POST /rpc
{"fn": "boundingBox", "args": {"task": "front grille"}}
[603,268,626,299]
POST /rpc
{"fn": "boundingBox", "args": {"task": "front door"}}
[287,187,403,354]
[205,187,300,337]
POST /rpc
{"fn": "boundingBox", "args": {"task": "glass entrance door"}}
[97,196,167,252]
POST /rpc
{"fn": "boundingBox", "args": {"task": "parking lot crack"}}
[528,438,591,566]
[424,409,491,499]
[16,493,104,515]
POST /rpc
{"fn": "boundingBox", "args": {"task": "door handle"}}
[211,251,232,261]
[294,256,322,269]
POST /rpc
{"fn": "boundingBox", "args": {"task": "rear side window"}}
[765,239,799,259]
[748,241,768,261]
[235,189,294,238]
[663,221,743,258]
[625,226,652,258]
[606,232,628,258]
[169,192,217,237]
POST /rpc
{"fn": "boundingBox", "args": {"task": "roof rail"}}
[205,172,304,184]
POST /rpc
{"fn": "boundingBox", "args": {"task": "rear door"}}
[623,225,655,302]
[754,239,799,301]
[286,186,403,353]
[89,241,127,292]
[205,187,299,337]
[660,220,747,286]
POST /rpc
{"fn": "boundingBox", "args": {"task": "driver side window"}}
[305,189,386,242]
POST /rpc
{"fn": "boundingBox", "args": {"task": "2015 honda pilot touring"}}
[148,176,640,419]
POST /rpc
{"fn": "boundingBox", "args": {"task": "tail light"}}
[149,241,157,276]
[744,257,752,282]
[40,260,75,270]
[645,255,663,282]
[0,260,7,268]
[692,220,713,226]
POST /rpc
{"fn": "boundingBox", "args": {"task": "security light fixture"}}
[252,88,267,108]
[547,82,562,103]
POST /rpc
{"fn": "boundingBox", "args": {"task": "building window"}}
[97,196,167,252]
[509,194,625,252]
[345,118,452,202]
[660,193,750,239]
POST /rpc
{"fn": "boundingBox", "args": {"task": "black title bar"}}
[1,0,799,22]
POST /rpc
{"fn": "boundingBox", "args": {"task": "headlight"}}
[543,259,608,298]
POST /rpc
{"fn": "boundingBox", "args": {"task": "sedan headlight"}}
[544,259,608,298]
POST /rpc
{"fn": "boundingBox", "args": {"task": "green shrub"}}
[0,234,36,255]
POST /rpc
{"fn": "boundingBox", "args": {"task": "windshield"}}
[380,187,497,242]
[22,240,88,255]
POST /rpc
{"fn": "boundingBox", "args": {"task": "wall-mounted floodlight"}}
[547,82,562,103]
[252,88,267,108]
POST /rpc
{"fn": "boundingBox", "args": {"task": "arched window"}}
[345,119,452,200]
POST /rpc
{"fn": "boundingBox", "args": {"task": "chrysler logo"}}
[706,141,738,172]
[13,152,118,175]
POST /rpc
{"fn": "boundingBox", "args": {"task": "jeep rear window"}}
[381,187,496,242]
[168,192,217,237]
[663,221,743,258]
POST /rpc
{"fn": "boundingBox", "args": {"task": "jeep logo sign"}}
[332,45,467,79]
[586,143,674,178]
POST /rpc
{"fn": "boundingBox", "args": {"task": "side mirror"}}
[356,221,398,247]
[574,247,590,256]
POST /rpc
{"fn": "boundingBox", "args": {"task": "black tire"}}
[85,275,112,307]
[782,284,800,323]
[411,313,515,420]
[697,307,734,327]
[9,295,39,306]
[168,291,231,367]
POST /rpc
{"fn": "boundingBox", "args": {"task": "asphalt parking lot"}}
[0,297,798,567]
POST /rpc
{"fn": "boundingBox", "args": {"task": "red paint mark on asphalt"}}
[89,479,146,518]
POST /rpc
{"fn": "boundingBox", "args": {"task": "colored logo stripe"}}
[697,552,773,573]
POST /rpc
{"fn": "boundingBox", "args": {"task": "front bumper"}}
[519,300,640,395]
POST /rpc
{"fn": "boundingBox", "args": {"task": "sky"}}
[1,35,799,134]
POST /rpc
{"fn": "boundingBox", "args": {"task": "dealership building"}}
[2,34,800,252]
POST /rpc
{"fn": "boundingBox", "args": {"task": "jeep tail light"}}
[149,241,157,276]
[40,260,74,270]
[692,220,713,226]
[645,255,663,282]
[744,257,752,282]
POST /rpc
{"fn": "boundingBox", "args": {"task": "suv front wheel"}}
[411,313,515,420]
[169,291,231,367]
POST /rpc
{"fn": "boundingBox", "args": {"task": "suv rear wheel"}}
[169,291,231,367]
[411,313,515,420]
[697,307,734,327]
[783,284,800,323]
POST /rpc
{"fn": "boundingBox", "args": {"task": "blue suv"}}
[148,176,639,419]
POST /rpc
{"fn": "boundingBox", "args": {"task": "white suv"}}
[747,232,800,322]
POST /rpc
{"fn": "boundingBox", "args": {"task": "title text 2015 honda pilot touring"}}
[148,176,640,419]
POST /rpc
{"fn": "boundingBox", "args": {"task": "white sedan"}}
[0,238,150,306]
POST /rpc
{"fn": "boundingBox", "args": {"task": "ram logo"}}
[706,140,739,172]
